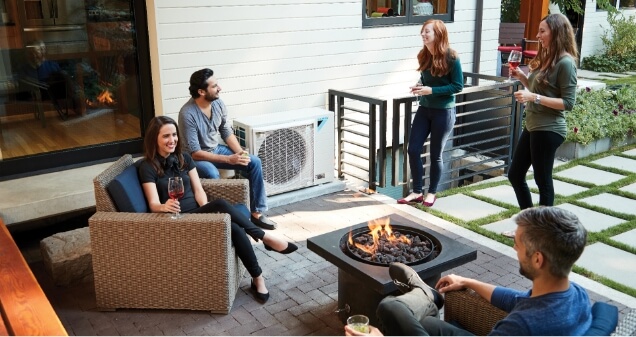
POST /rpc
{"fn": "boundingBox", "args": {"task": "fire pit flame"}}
[348,218,413,256]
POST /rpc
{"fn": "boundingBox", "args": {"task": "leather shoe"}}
[251,280,269,303]
[397,194,424,204]
[422,195,437,207]
[251,214,277,230]
[389,262,444,310]
[264,242,298,254]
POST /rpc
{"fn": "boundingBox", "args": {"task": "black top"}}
[138,153,199,212]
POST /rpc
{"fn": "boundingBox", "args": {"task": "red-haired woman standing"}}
[398,19,464,207]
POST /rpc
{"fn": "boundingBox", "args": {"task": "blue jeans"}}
[194,145,268,213]
[407,106,456,194]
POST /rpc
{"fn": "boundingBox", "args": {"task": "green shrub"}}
[581,11,636,72]
[566,85,636,145]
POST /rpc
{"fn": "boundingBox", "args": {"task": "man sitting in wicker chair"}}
[345,206,592,336]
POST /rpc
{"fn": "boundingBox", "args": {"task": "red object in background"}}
[376,7,394,15]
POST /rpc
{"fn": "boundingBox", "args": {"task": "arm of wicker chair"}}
[201,178,250,208]
[89,211,242,313]
[443,289,508,336]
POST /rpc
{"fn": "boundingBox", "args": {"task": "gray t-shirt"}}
[178,98,234,154]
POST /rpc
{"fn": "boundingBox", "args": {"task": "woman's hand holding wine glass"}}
[507,50,523,82]
[168,177,184,219]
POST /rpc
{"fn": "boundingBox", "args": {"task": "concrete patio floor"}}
[19,186,635,336]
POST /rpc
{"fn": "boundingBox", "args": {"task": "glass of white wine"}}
[347,315,370,334]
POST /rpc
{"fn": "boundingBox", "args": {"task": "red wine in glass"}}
[168,177,184,219]
[507,50,523,82]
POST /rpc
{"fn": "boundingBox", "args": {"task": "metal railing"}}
[329,72,523,195]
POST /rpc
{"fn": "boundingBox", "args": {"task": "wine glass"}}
[168,177,184,219]
[412,78,423,106]
[507,50,523,82]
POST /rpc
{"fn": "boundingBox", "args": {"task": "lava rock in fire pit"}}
[347,229,436,266]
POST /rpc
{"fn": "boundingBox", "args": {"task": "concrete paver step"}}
[619,183,636,194]
[591,155,636,174]
[612,230,636,250]
[624,149,636,156]
[579,193,636,216]
[526,179,588,197]
[472,185,538,207]
[555,165,626,186]
[555,203,626,232]
[577,243,636,290]
[434,194,507,222]
[482,216,516,234]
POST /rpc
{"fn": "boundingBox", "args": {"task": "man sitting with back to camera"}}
[344,206,592,336]
[178,68,277,230]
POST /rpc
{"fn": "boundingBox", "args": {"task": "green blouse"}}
[525,56,578,138]
[418,57,464,109]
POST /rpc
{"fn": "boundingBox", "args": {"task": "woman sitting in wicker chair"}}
[139,116,297,304]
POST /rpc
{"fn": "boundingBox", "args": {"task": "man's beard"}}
[204,92,219,102]
[519,263,535,281]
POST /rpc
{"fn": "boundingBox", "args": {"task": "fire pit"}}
[307,214,476,326]
[344,218,437,266]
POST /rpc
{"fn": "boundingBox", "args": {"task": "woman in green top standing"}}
[398,19,463,207]
[508,13,578,210]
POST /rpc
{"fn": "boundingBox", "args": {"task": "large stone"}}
[40,227,92,286]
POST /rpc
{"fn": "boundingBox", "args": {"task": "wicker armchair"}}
[444,289,508,336]
[444,289,620,336]
[90,154,248,313]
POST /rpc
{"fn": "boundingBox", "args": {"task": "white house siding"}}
[146,0,501,121]
[580,1,636,59]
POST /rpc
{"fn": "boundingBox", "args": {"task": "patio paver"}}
[434,194,507,222]
[554,166,626,186]
[555,203,626,232]
[623,148,636,156]
[472,185,538,207]
[579,193,636,216]
[526,179,588,197]
[612,230,636,250]
[577,243,636,290]
[591,155,636,174]
[482,216,517,234]
[619,183,636,195]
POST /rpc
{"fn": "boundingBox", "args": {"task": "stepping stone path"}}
[430,148,636,295]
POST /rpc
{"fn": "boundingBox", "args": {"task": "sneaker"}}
[389,262,444,309]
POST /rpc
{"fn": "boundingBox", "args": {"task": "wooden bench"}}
[0,218,67,336]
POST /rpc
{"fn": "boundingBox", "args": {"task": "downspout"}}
[472,0,484,85]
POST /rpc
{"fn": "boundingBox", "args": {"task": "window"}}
[597,0,635,10]
[363,0,454,27]
[0,0,153,178]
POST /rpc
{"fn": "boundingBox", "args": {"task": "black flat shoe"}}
[264,242,298,254]
[251,214,277,230]
[251,280,269,303]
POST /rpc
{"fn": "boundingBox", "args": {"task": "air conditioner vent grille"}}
[254,123,315,195]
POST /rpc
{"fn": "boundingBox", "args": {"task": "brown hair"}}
[528,13,579,83]
[416,19,458,77]
[143,116,185,177]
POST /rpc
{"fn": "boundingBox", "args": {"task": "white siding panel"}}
[158,16,359,38]
[149,0,500,117]
[157,3,359,23]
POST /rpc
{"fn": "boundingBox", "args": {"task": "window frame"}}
[362,0,455,28]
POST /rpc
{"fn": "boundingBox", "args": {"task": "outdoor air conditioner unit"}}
[233,108,335,196]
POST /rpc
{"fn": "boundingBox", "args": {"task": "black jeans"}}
[188,199,265,278]
[407,106,456,194]
[508,129,565,209]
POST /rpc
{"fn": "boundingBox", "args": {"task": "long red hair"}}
[417,19,458,77]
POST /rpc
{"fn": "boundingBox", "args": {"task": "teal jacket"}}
[418,57,464,109]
